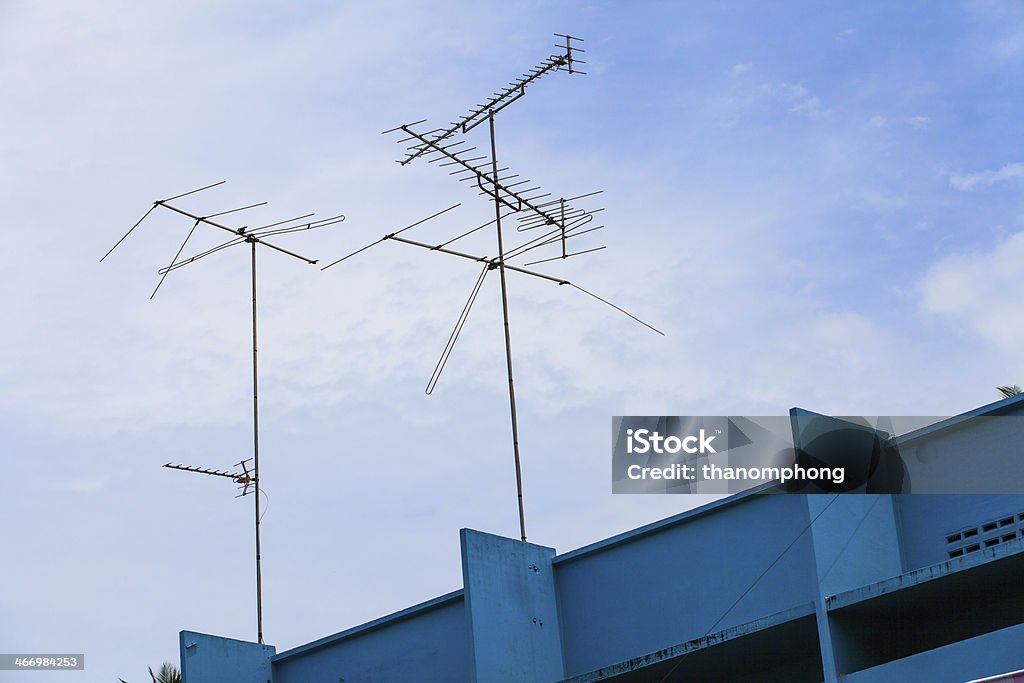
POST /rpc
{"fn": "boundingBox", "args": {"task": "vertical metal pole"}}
[560,198,567,259]
[250,239,264,644]
[489,109,527,543]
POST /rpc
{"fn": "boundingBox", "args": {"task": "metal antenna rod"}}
[561,198,567,258]
[250,238,264,645]
[164,461,252,484]
[488,109,527,543]
[105,186,340,645]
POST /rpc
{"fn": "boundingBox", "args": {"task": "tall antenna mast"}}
[324,35,661,542]
[103,182,344,643]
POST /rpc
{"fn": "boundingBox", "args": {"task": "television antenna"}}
[102,181,344,643]
[322,35,662,543]
[164,459,255,497]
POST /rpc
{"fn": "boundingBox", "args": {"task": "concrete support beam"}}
[179,630,275,683]
[805,493,903,683]
[460,528,564,683]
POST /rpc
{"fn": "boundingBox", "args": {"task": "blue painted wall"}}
[841,622,1024,683]
[272,594,471,683]
[553,493,816,676]
[179,630,274,683]
[808,494,902,598]
[896,494,1024,571]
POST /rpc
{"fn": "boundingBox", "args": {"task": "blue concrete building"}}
[180,395,1024,682]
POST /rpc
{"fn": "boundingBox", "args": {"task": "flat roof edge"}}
[898,393,1024,446]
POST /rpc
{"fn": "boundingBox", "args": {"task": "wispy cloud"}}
[950,162,1024,191]
[920,231,1024,351]
[767,82,829,118]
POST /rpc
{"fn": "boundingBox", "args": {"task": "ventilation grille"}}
[946,512,1024,559]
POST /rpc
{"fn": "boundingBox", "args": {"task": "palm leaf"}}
[997,385,1022,399]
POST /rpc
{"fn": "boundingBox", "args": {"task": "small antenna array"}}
[103,181,344,644]
[164,459,255,497]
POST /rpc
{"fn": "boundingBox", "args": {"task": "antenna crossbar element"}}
[381,233,662,335]
[154,200,319,265]
[164,461,254,491]
[398,125,586,229]
[158,214,347,276]
[320,203,460,271]
[385,235,569,286]
[400,35,583,166]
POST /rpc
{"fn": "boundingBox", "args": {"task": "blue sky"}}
[2,1,1024,680]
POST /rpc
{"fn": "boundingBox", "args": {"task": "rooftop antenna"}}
[323,35,662,543]
[164,459,255,497]
[103,181,344,644]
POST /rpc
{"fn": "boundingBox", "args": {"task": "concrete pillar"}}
[790,408,906,680]
[179,630,275,683]
[805,493,903,682]
[460,528,564,683]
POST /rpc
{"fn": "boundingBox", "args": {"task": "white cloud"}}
[920,232,1024,351]
[950,162,1024,191]
[714,79,830,127]
[772,82,828,118]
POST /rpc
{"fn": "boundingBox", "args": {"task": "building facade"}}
[180,396,1024,682]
